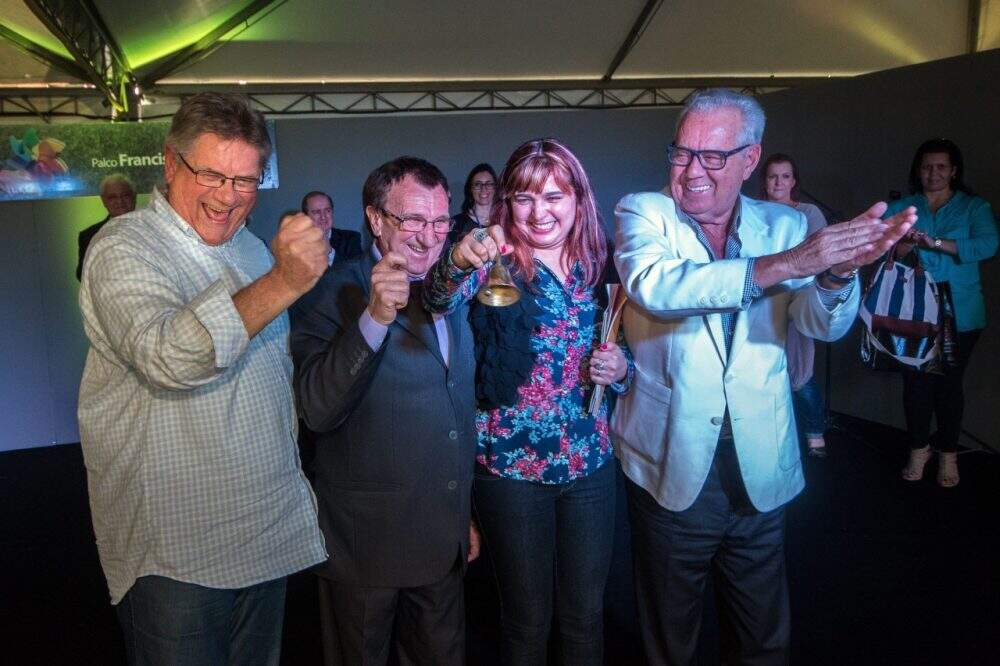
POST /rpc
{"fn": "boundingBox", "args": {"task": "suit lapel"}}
[727,197,768,365]
[394,284,446,368]
[677,217,728,367]
[444,306,461,371]
[704,314,728,367]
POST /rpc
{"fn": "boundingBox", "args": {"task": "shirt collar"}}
[677,197,744,260]
[676,197,743,235]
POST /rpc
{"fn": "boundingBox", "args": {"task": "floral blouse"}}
[426,255,632,484]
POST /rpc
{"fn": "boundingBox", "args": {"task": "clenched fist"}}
[271,212,329,296]
[368,251,410,325]
[589,342,628,386]
[452,225,510,271]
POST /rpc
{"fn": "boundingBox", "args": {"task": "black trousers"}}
[903,329,981,452]
[316,556,465,666]
[626,440,790,666]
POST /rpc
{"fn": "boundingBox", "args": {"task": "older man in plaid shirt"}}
[78,93,328,665]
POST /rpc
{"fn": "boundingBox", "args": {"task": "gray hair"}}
[676,88,766,145]
[99,173,134,196]
[165,93,271,169]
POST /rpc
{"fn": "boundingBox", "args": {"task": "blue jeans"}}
[792,376,826,439]
[473,459,617,666]
[116,575,287,666]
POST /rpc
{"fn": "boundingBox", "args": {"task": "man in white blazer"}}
[612,89,916,665]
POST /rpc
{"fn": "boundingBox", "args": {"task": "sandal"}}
[902,445,932,481]
[807,436,827,458]
[937,451,960,488]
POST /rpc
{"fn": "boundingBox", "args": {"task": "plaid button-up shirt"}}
[79,189,326,603]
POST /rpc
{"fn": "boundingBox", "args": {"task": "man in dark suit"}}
[302,190,363,264]
[76,174,136,280]
[290,157,479,666]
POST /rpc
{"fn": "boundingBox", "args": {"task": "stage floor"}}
[2,416,998,665]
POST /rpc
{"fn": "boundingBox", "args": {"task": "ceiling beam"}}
[152,75,844,95]
[968,0,982,53]
[23,0,135,115]
[603,0,665,81]
[0,24,91,82]
[136,0,283,89]
[0,76,849,120]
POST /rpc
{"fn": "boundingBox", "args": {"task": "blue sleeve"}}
[955,198,998,264]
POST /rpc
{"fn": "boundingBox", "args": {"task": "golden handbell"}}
[477,257,520,307]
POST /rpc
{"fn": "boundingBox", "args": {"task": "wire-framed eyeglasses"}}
[175,151,262,192]
[380,208,454,234]
[667,143,752,170]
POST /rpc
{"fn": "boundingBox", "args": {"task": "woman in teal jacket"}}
[890,139,997,487]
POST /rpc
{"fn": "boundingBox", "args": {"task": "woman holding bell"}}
[425,138,633,666]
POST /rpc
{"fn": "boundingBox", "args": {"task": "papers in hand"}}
[588,284,627,415]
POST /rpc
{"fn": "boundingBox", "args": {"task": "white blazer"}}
[611,192,859,512]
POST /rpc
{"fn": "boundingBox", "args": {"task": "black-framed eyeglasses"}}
[175,151,262,193]
[667,142,752,170]
[471,182,496,191]
[380,208,454,234]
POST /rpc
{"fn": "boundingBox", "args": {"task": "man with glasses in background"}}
[76,173,136,281]
[78,93,328,665]
[290,156,479,666]
[612,89,916,664]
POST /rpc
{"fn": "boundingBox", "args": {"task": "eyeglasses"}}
[667,143,752,170]
[380,208,454,234]
[175,151,262,193]
[472,182,496,191]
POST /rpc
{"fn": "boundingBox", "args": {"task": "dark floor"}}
[2,415,998,665]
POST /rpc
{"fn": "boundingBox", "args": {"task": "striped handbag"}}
[859,247,947,373]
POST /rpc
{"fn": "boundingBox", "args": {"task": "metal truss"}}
[0,77,840,121]
[236,86,788,115]
[22,0,135,115]
[0,90,107,122]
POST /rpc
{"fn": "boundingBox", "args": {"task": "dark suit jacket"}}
[290,252,477,588]
[77,215,110,281]
[329,228,363,263]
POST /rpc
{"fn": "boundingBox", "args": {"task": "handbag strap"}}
[886,239,926,274]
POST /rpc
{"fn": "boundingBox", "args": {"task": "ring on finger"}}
[472,228,488,242]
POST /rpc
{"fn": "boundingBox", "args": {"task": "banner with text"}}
[0,120,278,201]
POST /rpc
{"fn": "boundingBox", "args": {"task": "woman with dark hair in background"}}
[888,139,997,487]
[426,138,632,665]
[449,162,498,244]
[762,153,830,457]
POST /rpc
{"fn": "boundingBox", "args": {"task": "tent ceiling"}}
[1,0,997,118]
[616,0,970,78]
[0,38,78,84]
[155,0,650,83]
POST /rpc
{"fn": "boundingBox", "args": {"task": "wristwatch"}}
[823,268,857,286]
[933,237,943,249]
